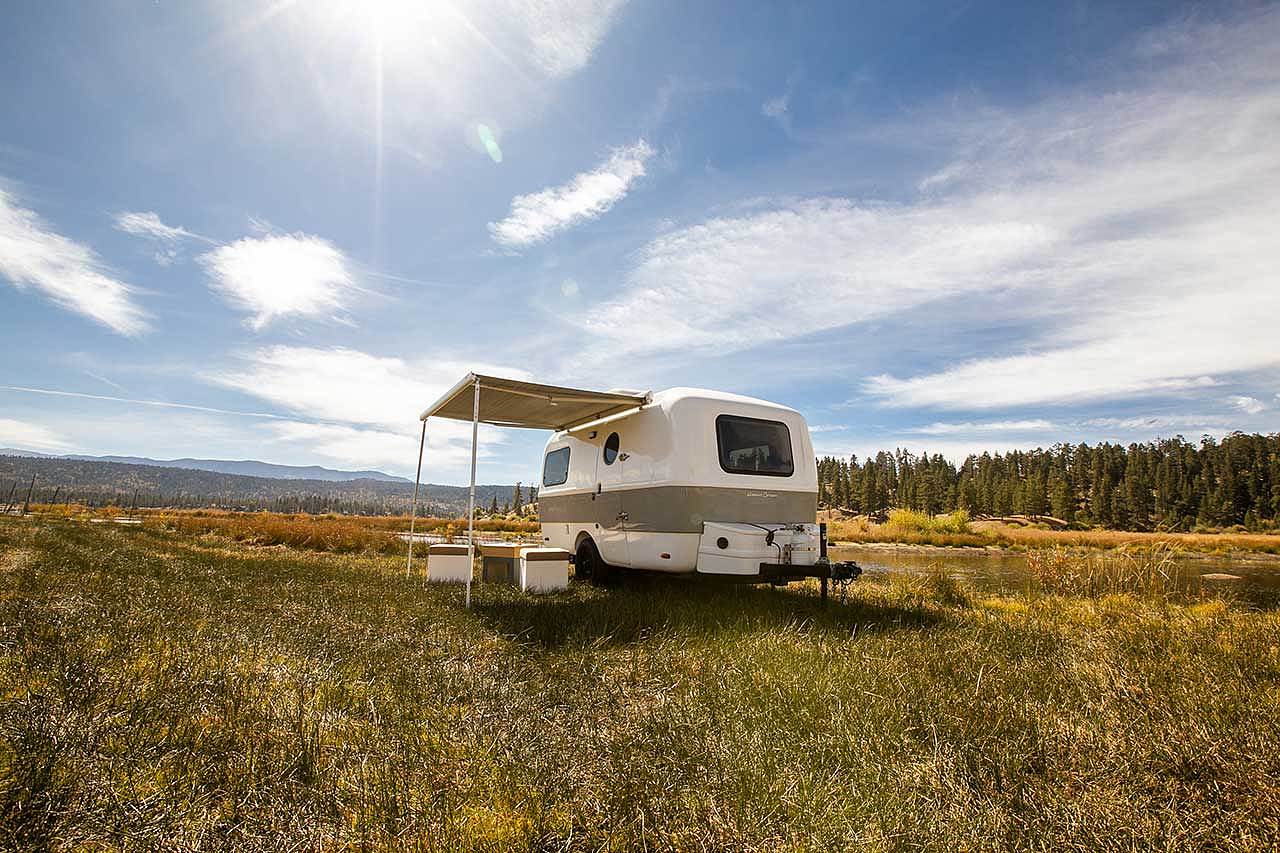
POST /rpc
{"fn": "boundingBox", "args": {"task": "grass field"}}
[2,518,1278,851]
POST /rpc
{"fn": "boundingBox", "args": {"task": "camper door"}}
[594,430,629,566]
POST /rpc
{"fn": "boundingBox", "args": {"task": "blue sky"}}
[1,0,1278,484]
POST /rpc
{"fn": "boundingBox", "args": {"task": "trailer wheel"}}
[575,538,616,587]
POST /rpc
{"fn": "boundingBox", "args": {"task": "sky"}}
[1,0,1278,485]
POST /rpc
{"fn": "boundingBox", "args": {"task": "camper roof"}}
[420,373,651,431]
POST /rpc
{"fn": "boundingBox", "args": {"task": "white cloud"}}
[0,418,72,453]
[515,0,629,78]
[1084,415,1228,432]
[0,189,149,335]
[113,211,195,244]
[198,234,355,329]
[206,346,534,471]
[208,346,456,430]
[910,420,1054,435]
[762,92,792,135]
[1227,395,1266,415]
[489,140,654,247]
[583,8,1280,412]
[114,210,208,266]
[860,10,1280,409]
[585,197,1054,354]
[264,421,418,469]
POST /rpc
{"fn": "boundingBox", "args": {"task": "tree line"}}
[818,433,1280,531]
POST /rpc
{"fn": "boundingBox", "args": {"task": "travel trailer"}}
[537,387,860,584]
[410,374,859,601]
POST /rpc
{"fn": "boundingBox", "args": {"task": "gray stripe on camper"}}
[539,486,816,533]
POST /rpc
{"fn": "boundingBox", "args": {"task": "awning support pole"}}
[406,418,427,577]
[465,377,480,609]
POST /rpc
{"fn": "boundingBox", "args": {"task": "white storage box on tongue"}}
[696,522,820,575]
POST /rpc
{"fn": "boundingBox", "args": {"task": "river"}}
[829,543,1280,604]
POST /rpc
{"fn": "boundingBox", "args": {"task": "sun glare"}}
[306,0,454,57]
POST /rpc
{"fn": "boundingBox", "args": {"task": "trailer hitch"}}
[818,522,861,603]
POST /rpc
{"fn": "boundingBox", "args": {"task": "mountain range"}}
[0,448,409,483]
[0,451,529,515]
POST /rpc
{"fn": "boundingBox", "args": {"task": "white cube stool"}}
[427,543,472,583]
[518,547,570,593]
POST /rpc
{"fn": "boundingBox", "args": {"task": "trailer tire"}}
[575,538,616,587]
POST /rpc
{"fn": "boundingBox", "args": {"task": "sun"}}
[302,0,455,56]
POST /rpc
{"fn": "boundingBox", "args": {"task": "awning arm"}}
[561,404,649,435]
[464,376,480,609]
[405,419,427,577]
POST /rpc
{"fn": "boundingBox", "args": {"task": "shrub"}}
[885,508,972,535]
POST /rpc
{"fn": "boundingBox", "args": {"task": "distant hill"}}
[0,454,527,516]
[0,448,408,483]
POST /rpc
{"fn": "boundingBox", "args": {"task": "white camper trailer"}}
[408,374,859,601]
[538,388,847,583]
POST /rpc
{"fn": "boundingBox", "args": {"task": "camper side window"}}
[542,447,571,486]
[715,415,794,477]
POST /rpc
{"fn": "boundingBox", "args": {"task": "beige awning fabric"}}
[420,373,650,431]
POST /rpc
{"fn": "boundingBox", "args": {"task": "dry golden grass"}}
[132,510,541,554]
[827,515,1280,554]
[20,507,541,554]
[1026,543,1203,601]
[2,518,1277,850]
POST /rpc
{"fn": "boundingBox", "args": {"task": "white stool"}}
[518,547,570,593]
[427,544,472,583]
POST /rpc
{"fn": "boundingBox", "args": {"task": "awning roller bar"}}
[419,372,650,431]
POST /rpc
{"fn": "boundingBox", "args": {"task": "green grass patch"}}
[1,518,1278,850]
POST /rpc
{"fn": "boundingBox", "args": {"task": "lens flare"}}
[476,124,503,163]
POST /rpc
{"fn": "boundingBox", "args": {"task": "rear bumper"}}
[699,559,862,585]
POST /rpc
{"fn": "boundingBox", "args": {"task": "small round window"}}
[602,432,620,465]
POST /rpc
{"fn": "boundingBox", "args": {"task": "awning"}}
[420,373,650,431]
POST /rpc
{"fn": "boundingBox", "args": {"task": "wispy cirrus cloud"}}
[198,234,356,329]
[0,189,149,335]
[910,420,1055,436]
[1083,415,1229,432]
[584,8,1280,413]
[859,10,1280,409]
[489,140,654,247]
[517,0,629,78]
[113,210,210,266]
[113,211,198,244]
[584,197,1053,354]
